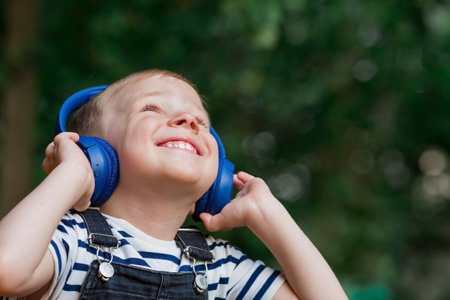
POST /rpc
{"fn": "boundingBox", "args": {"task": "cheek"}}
[119,118,156,148]
[206,141,220,184]
[208,156,220,184]
[113,123,152,168]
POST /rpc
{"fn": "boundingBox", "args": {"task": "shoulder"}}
[45,210,94,298]
[56,209,88,233]
[204,233,254,276]
[203,234,286,299]
[51,209,89,248]
[50,209,89,251]
[205,234,245,260]
[49,209,92,261]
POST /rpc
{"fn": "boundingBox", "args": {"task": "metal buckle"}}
[177,227,202,233]
[87,233,121,282]
[183,245,215,261]
[190,258,209,294]
[87,233,121,248]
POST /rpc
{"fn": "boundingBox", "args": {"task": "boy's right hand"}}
[0,132,95,297]
[42,132,94,211]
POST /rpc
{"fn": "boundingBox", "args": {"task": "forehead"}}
[111,75,206,112]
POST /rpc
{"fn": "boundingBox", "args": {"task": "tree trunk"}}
[0,0,40,218]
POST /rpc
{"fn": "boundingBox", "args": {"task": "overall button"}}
[98,261,114,281]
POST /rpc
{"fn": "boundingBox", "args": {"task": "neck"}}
[100,185,198,241]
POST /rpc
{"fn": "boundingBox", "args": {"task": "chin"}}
[166,169,211,185]
[161,156,216,180]
[161,165,216,189]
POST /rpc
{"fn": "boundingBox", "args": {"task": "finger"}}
[53,132,80,147]
[233,172,256,191]
[72,200,91,212]
[45,142,56,158]
[55,132,84,160]
[42,158,53,174]
[236,171,255,183]
[233,174,246,190]
[55,131,79,141]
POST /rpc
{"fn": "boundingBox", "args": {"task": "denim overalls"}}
[78,208,214,300]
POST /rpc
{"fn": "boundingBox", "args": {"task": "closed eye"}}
[196,117,209,128]
[141,104,162,113]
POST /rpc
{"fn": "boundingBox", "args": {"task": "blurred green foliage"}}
[2,0,450,299]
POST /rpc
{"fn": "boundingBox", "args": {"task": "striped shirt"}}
[2,210,285,299]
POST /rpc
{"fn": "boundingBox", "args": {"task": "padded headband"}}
[54,85,108,136]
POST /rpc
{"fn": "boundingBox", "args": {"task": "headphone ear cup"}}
[209,158,235,214]
[77,136,119,207]
[193,158,234,221]
[193,191,209,221]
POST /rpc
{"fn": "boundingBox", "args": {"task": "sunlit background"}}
[1,1,450,299]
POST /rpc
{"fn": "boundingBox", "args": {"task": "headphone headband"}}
[54,85,108,136]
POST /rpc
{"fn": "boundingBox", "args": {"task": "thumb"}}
[200,213,232,232]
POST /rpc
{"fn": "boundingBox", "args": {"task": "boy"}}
[0,70,348,299]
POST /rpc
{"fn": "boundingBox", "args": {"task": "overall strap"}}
[175,227,214,262]
[79,208,120,248]
[79,208,212,262]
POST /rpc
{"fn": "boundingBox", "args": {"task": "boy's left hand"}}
[199,171,276,232]
[200,173,349,300]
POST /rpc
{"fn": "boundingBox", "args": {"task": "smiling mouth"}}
[158,141,199,155]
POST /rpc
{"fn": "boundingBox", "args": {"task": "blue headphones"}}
[54,86,235,221]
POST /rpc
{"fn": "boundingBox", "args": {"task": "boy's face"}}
[103,75,219,198]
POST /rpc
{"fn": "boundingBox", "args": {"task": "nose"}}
[168,113,200,134]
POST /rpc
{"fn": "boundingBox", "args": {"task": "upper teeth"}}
[163,141,197,154]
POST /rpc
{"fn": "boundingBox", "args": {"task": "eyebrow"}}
[132,91,164,109]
